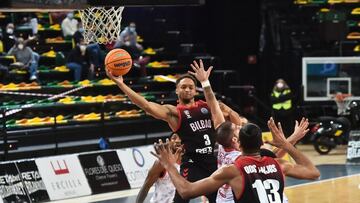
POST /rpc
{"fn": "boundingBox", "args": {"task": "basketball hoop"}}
[79,6,125,44]
[332,93,352,115]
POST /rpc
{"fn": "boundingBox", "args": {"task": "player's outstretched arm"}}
[136,160,164,203]
[151,139,237,199]
[188,59,225,128]
[106,69,178,130]
[267,118,320,180]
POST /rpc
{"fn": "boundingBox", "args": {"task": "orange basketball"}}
[105,48,132,76]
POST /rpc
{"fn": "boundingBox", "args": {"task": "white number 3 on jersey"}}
[203,134,211,146]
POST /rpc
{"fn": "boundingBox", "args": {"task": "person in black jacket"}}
[72,24,105,74]
[66,39,95,81]
[2,23,16,53]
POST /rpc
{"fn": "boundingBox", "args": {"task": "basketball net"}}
[79,6,125,44]
[333,93,352,115]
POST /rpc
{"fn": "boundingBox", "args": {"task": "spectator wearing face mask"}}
[61,12,78,38]
[7,37,39,81]
[1,22,38,53]
[73,23,85,45]
[114,22,149,77]
[73,24,105,74]
[66,39,95,81]
[2,23,16,52]
[270,79,295,138]
[114,22,143,58]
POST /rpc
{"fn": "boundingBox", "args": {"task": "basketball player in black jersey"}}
[152,60,320,203]
[106,60,242,202]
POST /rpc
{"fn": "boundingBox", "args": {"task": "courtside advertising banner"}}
[16,160,50,203]
[116,145,156,188]
[0,163,30,203]
[78,151,130,194]
[35,155,91,200]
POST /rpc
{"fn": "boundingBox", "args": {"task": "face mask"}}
[78,28,85,33]
[67,13,74,19]
[80,45,86,52]
[129,27,136,32]
[18,44,24,50]
[6,28,13,34]
[276,83,284,89]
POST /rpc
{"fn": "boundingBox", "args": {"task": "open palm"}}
[106,68,123,84]
[188,59,213,83]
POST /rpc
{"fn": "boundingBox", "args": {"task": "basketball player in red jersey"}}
[152,60,320,203]
[106,60,242,202]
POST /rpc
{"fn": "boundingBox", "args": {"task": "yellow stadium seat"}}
[0,40,3,53]
[351,8,360,15]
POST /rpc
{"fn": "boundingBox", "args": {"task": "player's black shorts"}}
[173,156,217,203]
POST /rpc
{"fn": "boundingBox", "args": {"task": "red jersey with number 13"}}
[233,156,284,203]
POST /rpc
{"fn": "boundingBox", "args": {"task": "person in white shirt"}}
[61,12,78,38]
[216,127,242,203]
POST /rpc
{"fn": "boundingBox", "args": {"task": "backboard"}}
[302,57,360,101]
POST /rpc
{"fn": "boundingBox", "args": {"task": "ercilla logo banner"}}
[51,160,69,175]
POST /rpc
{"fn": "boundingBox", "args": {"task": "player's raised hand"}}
[188,59,213,83]
[106,68,124,84]
[151,138,181,170]
[267,117,289,149]
[289,117,309,143]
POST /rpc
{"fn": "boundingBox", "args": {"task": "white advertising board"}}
[117,145,156,188]
[35,155,91,200]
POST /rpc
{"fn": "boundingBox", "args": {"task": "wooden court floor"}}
[284,144,360,203]
[286,174,360,203]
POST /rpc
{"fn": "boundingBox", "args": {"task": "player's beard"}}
[179,92,194,105]
[181,97,194,104]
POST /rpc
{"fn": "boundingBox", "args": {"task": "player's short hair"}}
[176,74,197,87]
[170,133,179,140]
[215,121,234,148]
[239,123,263,153]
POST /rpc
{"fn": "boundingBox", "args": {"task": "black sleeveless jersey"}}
[175,100,216,163]
[233,156,284,203]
